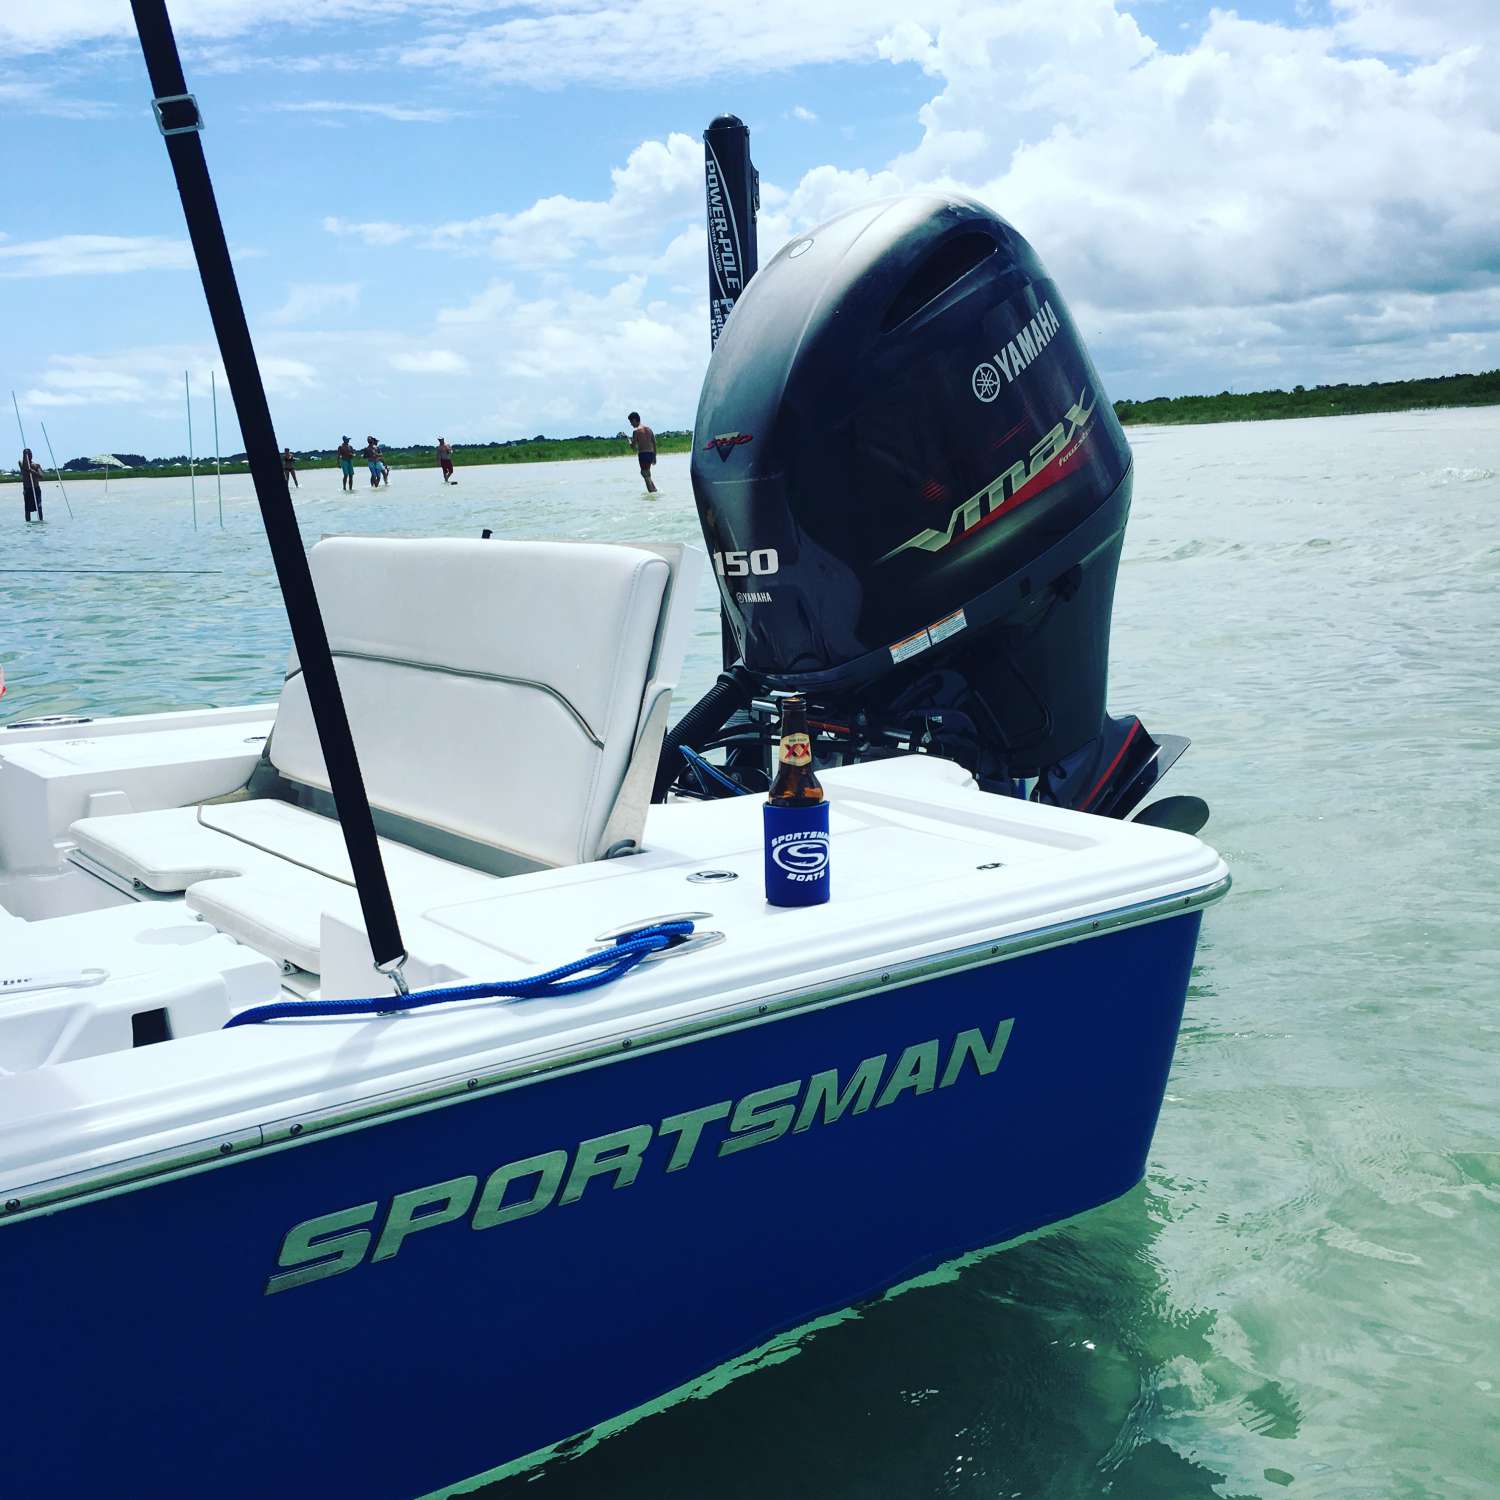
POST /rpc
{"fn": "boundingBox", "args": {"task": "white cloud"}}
[323,217,422,247]
[435,283,518,325]
[790,105,818,123]
[267,99,461,123]
[293,0,1499,407]
[0,78,110,118]
[19,389,89,409]
[389,350,470,374]
[24,366,152,403]
[269,281,361,326]
[188,42,361,75]
[17,349,318,451]
[399,2,965,87]
[417,274,702,434]
[704,0,1499,396]
[1332,0,1500,59]
[951,8,1498,316]
[259,356,320,394]
[322,132,705,271]
[14,357,197,443]
[0,1,437,54]
[0,235,193,278]
[10,0,1498,444]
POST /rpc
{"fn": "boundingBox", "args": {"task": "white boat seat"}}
[70,801,500,972]
[69,536,701,974]
[268,536,693,870]
[72,805,255,894]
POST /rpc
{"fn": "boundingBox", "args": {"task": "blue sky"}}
[2,0,1496,460]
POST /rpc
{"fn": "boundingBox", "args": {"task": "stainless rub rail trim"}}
[284,650,605,747]
[0,873,1230,1222]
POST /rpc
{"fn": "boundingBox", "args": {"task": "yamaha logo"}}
[971,301,1062,402]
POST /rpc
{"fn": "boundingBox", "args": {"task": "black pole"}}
[130,0,408,986]
[703,114,759,349]
[703,114,759,667]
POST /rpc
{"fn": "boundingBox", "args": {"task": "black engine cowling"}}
[677,193,1181,812]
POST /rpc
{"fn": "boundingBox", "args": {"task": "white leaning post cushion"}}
[270,537,680,869]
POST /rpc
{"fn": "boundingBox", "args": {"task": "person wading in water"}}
[282,447,299,488]
[18,449,44,522]
[337,436,355,493]
[437,437,454,484]
[363,436,382,488]
[627,411,658,495]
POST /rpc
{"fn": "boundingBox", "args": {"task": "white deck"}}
[0,731,1226,1204]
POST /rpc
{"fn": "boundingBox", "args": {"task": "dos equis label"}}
[779,732,812,767]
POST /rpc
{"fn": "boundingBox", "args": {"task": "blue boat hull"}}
[9,912,1201,1498]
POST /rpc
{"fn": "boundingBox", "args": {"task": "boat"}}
[0,8,1228,1497]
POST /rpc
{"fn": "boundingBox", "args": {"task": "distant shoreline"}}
[8,372,1500,481]
[1114,371,1500,426]
[2,431,694,484]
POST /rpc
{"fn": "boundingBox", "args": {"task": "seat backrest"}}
[268,536,702,870]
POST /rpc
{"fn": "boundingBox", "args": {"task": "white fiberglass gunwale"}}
[0,759,1227,1219]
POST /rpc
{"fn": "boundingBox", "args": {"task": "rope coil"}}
[224,920,695,1027]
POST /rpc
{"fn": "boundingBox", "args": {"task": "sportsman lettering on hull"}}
[264,1018,1015,1294]
[879,388,1096,564]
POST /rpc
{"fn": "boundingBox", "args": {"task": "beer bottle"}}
[768,695,823,805]
[764,695,829,905]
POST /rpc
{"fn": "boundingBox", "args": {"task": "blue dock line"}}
[224,920,695,1027]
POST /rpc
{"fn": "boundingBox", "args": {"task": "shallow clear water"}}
[3,412,1498,1498]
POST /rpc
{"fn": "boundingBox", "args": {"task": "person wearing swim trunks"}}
[337,436,355,492]
[282,447,299,488]
[437,436,454,483]
[628,411,657,494]
[18,448,44,521]
[363,436,382,488]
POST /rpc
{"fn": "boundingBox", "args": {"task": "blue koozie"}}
[764,801,831,906]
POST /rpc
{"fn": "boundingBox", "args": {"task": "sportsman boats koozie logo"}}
[769,830,829,880]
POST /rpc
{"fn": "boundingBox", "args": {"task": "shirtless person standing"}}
[18,448,44,522]
[437,436,454,484]
[337,436,355,492]
[627,411,657,495]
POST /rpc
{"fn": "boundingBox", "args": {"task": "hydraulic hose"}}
[653,665,756,801]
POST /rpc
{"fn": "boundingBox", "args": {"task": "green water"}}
[3,411,1497,1497]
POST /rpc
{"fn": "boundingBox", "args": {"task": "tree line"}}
[1113,370,1500,425]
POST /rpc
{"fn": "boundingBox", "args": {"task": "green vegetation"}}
[1113,370,1500,426]
[11,369,1500,482]
[5,431,694,482]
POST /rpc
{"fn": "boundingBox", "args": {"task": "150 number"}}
[714,548,779,577]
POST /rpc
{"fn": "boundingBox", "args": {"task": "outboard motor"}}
[663,193,1188,818]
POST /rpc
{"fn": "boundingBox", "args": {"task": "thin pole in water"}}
[210,368,224,527]
[10,388,26,453]
[185,369,197,529]
[37,421,75,518]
